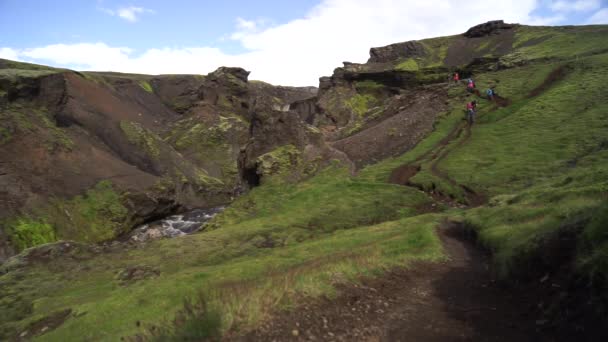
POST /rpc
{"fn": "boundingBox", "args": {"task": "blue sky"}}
[1,0,318,53]
[1,0,607,85]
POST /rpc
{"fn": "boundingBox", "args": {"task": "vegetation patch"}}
[396,58,419,71]
[120,120,162,158]
[139,80,154,93]
[354,80,384,91]
[4,218,56,251]
[256,144,302,181]
[4,181,129,252]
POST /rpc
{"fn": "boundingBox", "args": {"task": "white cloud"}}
[236,17,258,31]
[550,0,601,12]
[5,0,549,86]
[117,6,153,22]
[230,17,269,40]
[20,43,133,69]
[586,7,608,23]
[525,14,566,25]
[98,7,115,16]
[97,3,154,22]
[0,47,20,61]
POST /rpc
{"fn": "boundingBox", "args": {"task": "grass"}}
[139,80,154,93]
[396,58,419,71]
[345,93,378,117]
[579,201,608,296]
[256,144,302,181]
[120,120,162,158]
[165,115,248,187]
[4,219,56,252]
[0,105,74,151]
[440,54,608,195]
[4,181,129,251]
[2,24,608,341]
[0,166,442,340]
[359,51,608,283]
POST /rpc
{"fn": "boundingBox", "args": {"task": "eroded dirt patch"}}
[228,225,541,341]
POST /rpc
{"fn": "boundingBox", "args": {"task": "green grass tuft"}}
[139,80,154,93]
[120,120,162,158]
[5,219,56,251]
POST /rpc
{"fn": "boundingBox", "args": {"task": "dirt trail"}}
[228,68,574,341]
[390,82,514,207]
[230,223,541,341]
[389,119,482,206]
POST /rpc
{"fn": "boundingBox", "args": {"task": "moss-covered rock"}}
[256,144,302,180]
[4,181,129,251]
[120,120,161,159]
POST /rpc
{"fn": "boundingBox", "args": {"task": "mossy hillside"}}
[0,165,442,340]
[341,93,383,137]
[317,85,357,127]
[511,25,608,61]
[0,68,59,82]
[210,166,431,232]
[382,58,580,202]
[138,80,154,93]
[0,104,74,151]
[166,115,248,187]
[359,49,608,282]
[0,59,60,72]
[119,119,228,194]
[441,54,608,195]
[256,144,302,182]
[3,181,129,252]
[3,219,56,252]
[472,61,558,100]
[2,25,608,340]
[579,201,608,297]
[396,58,419,71]
[120,120,162,159]
[416,53,608,278]
[455,151,608,278]
[80,72,116,91]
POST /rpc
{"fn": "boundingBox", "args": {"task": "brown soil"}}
[388,164,420,185]
[444,29,516,68]
[527,66,567,98]
[19,308,73,340]
[228,223,545,342]
[331,88,448,169]
[389,80,516,208]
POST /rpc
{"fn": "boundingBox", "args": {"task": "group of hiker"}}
[452,72,497,126]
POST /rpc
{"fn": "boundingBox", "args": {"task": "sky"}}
[1,0,607,86]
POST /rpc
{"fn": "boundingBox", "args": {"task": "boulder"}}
[368,41,426,63]
[464,20,516,38]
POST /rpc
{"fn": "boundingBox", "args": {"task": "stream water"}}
[129,206,225,242]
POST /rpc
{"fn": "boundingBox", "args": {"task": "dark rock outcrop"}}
[290,97,318,124]
[0,61,324,261]
[464,20,516,38]
[368,41,427,63]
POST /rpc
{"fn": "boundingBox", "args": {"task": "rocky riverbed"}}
[128,207,225,242]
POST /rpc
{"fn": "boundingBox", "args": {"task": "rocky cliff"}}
[0,61,323,260]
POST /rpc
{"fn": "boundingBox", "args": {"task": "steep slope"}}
[0,21,607,341]
[0,62,324,260]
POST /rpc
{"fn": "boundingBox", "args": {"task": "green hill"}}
[1,21,607,340]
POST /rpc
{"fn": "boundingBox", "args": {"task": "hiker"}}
[466,100,477,125]
[467,79,475,93]
[486,88,495,100]
[453,72,460,83]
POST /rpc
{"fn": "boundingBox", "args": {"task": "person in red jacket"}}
[453,72,460,83]
[466,100,477,125]
[467,79,475,93]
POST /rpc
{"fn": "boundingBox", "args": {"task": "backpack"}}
[487,89,493,96]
